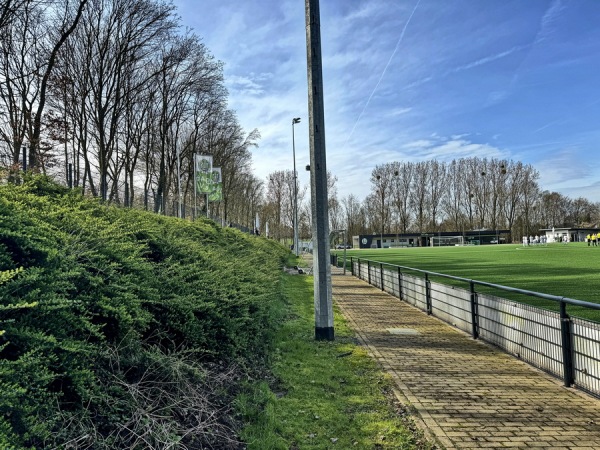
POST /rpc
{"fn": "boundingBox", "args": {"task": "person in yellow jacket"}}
[587,234,591,246]
[593,233,598,247]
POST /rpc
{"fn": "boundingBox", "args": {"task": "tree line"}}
[262,157,600,244]
[2,2,598,242]
[0,0,263,226]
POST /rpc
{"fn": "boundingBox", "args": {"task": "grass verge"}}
[236,270,437,450]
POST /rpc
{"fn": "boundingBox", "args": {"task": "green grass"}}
[336,243,600,321]
[237,271,436,450]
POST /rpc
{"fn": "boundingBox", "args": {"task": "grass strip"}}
[236,271,437,450]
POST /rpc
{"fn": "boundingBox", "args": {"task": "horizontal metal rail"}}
[352,257,600,311]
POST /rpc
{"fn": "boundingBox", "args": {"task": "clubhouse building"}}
[540,227,600,243]
[353,229,510,249]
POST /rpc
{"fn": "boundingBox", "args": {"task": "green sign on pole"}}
[195,154,213,194]
[208,167,222,202]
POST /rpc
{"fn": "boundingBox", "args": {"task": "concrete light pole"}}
[292,117,301,256]
[305,0,334,341]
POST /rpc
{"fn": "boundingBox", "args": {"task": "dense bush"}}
[0,176,288,449]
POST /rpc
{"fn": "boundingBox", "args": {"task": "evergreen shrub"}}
[0,176,288,448]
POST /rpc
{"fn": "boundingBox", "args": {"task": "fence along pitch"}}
[349,258,600,398]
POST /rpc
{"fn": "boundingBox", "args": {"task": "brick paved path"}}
[331,268,600,450]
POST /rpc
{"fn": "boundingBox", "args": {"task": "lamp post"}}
[292,117,301,256]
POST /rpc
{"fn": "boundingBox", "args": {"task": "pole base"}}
[315,327,334,341]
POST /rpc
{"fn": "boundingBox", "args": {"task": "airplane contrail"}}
[344,0,422,148]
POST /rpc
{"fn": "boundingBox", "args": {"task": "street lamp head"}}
[293,117,301,124]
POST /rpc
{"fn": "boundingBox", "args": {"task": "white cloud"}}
[226,75,267,96]
[325,50,366,71]
[538,152,600,203]
[323,135,509,202]
[537,148,590,186]
[418,139,504,161]
[403,139,433,149]
[535,0,564,44]
[389,107,412,117]
[402,75,433,91]
[561,180,600,203]
[485,90,510,106]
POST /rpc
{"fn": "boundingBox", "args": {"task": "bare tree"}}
[568,197,598,226]
[356,157,543,242]
[442,159,467,232]
[327,171,340,232]
[427,160,447,230]
[212,122,259,224]
[519,164,541,239]
[410,161,429,233]
[370,164,397,238]
[390,162,413,233]
[0,0,88,168]
[29,0,88,168]
[226,173,263,230]
[341,193,366,239]
[540,191,570,228]
[265,170,286,240]
[0,0,30,30]
[0,0,268,225]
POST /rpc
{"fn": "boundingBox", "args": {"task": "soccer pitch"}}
[337,242,600,321]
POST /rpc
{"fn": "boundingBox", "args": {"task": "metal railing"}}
[350,257,600,398]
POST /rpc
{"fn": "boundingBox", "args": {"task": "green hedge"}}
[0,176,288,449]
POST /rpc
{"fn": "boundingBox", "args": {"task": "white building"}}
[540,227,599,243]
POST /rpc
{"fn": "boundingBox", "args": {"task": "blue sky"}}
[174,0,600,202]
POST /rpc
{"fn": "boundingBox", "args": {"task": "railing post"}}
[425,273,432,315]
[470,280,479,339]
[380,263,384,291]
[367,260,371,285]
[397,266,402,299]
[351,257,354,276]
[560,301,575,387]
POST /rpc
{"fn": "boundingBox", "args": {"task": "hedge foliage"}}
[0,176,289,449]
